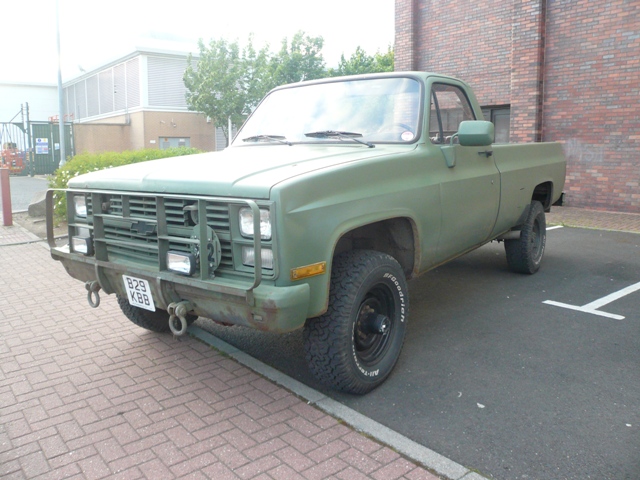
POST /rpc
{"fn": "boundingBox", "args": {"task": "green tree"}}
[270,31,326,85]
[330,46,374,76]
[183,38,246,145]
[328,46,394,77]
[242,35,273,113]
[372,46,394,72]
[184,32,327,146]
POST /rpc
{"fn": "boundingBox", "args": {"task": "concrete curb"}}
[189,326,489,480]
[0,218,44,246]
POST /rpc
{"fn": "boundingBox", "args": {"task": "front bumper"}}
[46,189,309,333]
[51,246,310,333]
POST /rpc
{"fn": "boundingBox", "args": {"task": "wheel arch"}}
[532,181,554,211]
[512,182,553,227]
[332,216,418,279]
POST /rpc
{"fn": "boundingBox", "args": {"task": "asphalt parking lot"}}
[197,226,640,479]
[0,176,48,213]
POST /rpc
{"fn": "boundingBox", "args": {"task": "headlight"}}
[73,195,87,217]
[167,251,197,276]
[242,246,274,270]
[239,207,271,240]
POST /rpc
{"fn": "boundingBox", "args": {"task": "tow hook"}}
[167,301,192,336]
[85,281,101,308]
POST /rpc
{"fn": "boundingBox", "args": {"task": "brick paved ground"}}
[0,223,40,246]
[0,238,440,479]
[547,206,640,233]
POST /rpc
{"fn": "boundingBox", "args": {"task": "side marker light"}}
[290,262,326,281]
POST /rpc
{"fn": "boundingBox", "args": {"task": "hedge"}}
[49,147,201,219]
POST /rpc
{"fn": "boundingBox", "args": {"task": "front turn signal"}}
[290,262,326,281]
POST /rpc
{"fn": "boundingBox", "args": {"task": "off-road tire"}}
[303,250,409,394]
[116,295,196,333]
[505,200,546,274]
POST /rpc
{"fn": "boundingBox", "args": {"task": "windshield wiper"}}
[304,130,375,148]
[242,135,292,146]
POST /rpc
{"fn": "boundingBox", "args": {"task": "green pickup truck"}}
[47,72,565,394]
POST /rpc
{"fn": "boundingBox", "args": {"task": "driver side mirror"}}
[457,121,494,147]
[441,120,495,168]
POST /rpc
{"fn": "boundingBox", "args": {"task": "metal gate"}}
[1,105,74,176]
[30,122,74,175]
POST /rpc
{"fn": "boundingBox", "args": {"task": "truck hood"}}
[67,144,412,199]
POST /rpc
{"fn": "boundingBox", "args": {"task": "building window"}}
[159,137,190,149]
[482,107,510,144]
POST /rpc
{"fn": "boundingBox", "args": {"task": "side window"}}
[429,83,476,144]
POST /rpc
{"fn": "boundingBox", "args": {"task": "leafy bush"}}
[49,147,201,219]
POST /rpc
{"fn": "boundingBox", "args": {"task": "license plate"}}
[122,275,156,312]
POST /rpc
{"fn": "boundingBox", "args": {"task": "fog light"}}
[242,246,274,270]
[167,251,196,276]
[72,236,93,255]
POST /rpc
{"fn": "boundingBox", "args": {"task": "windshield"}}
[232,77,422,146]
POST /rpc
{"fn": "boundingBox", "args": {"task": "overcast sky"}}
[1,0,395,84]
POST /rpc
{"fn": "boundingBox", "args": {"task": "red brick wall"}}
[396,0,513,105]
[510,0,545,143]
[395,0,417,70]
[543,0,640,212]
[395,0,640,213]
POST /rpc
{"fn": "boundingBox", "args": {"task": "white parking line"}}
[544,280,640,320]
[547,225,564,230]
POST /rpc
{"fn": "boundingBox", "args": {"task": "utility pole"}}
[56,0,66,166]
[25,103,33,176]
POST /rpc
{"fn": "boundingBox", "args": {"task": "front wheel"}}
[303,250,409,394]
[504,200,547,274]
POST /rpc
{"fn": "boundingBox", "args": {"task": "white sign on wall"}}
[35,138,49,155]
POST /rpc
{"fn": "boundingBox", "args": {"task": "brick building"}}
[395,0,640,213]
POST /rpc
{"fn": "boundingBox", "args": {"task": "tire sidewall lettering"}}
[383,272,406,323]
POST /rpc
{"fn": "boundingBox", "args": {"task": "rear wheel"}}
[303,250,409,394]
[505,201,546,274]
[116,295,196,333]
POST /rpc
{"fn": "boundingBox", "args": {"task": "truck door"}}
[429,83,500,260]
